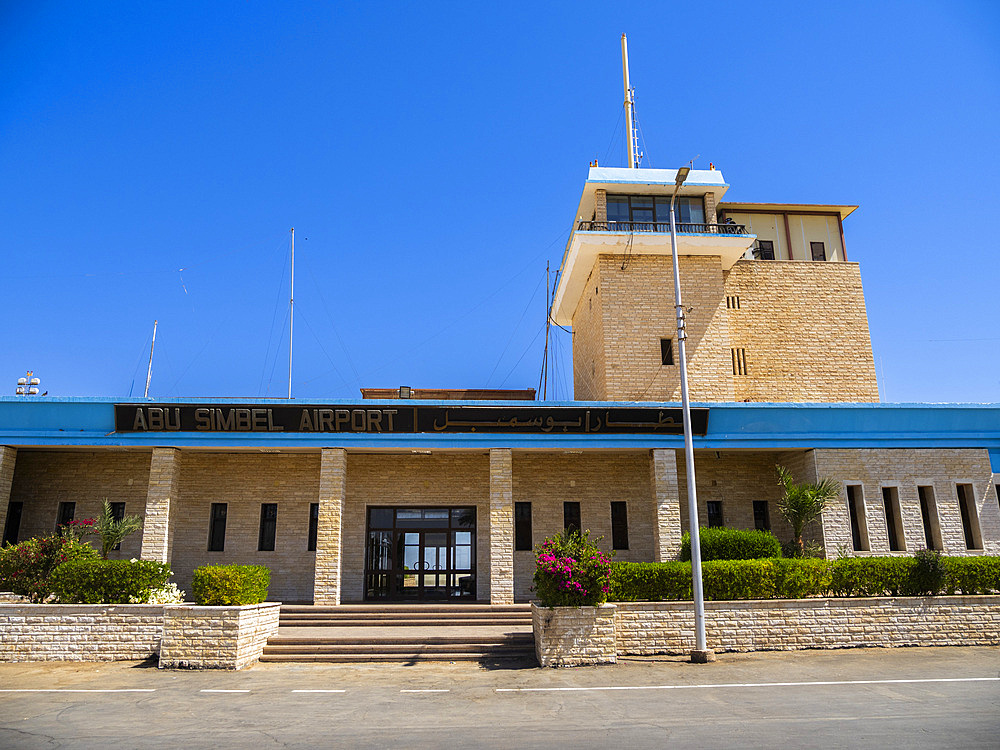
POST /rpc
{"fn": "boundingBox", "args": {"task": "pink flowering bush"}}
[533,530,612,607]
[0,535,98,601]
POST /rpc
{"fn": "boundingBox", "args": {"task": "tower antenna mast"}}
[288,228,295,400]
[143,320,158,398]
[621,33,640,169]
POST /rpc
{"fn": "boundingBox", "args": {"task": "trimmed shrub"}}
[533,530,612,607]
[679,527,782,562]
[773,557,831,599]
[609,561,691,602]
[192,565,270,605]
[702,559,779,600]
[943,556,1000,595]
[49,559,172,604]
[0,536,99,601]
[911,549,947,595]
[828,557,916,597]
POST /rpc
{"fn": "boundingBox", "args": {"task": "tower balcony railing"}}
[577,220,750,235]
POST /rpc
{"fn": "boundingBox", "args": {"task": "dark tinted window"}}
[706,501,723,528]
[2,502,23,545]
[755,240,775,260]
[258,503,277,552]
[208,503,227,552]
[611,502,629,550]
[752,500,770,531]
[810,242,827,261]
[110,502,126,551]
[56,502,75,531]
[308,503,319,551]
[563,502,581,534]
[514,502,532,551]
[660,338,674,365]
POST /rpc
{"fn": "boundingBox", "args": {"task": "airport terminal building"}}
[2,166,998,604]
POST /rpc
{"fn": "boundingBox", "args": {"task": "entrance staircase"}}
[260,603,535,664]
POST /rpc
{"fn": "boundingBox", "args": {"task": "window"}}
[846,485,869,551]
[563,502,581,534]
[956,484,982,550]
[731,348,747,376]
[611,502,629,550]
[606,194,705,228]
[917,486,942,550]
[882,487,905,552]
[56,502,75,531]
[514,502,533,551]
[208,503,227,552]
[810,241,827,261]
[706,501,724,528]
[754,240,775,260]
[752,500,771,531]
[660,338,674,366]
[110,502,126,551]
[2,501,23,546]
[726,295,741,309]
[308,503,319,551]
[258,503,278,551]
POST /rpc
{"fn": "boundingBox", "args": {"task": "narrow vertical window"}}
[610,501,629,550]
[846,485,869,551]
[731,348,747,376]
[810,241,827,261]
[917,486,942,550]
[956,484,982,550]
[2,501,23,546]
[660,338,674,365]
[514,502,533,551]
[706,501,724,528]
[307,503,319,551]
[881,487,905,552]
[563,502,581,535]
[258,503,278,552]
[752,500,771,531]
[110,502,126,551]
[754,240,775,260]
[208,503,227,552]
[56,501,76,531]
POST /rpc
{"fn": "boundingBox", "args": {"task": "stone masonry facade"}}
[159,602,280,670]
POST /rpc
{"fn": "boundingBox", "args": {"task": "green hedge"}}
[610,555,1000,602]
[192,565,270,605]
[49,559,172,604]
[0,536,99,601]
[679,527,782,562]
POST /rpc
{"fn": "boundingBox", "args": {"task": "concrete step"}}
[268,634,533,646]
[263,643,531,655]
[279,617,530,628]
[258,652,535,663]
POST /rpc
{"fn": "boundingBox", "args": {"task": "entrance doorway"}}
[364,507,477,601]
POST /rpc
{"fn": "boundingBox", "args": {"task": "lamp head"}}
[675,166,691,186]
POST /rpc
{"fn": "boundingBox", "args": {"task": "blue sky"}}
[2,1,998,403]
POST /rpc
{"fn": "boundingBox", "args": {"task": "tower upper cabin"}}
[551,166,878,404]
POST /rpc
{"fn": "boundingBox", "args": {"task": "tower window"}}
[810,242,827,261]
[754,240,775,260]
[726,295,741,309]
[660,338,674,365]
[731,348,747,376]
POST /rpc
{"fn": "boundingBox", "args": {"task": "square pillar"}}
[489,448,514,604]
[140,448,181,564]
[703,191,718,226]
[651,449,682,562]
[313,448,347,605]
[594,189,607,224]
[0,446,16,541]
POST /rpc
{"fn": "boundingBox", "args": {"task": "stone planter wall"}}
[159,602,281,670]
[0,604,164,662]
[532,602,617,667]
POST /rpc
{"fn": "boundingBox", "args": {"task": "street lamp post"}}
[668,166,714,664]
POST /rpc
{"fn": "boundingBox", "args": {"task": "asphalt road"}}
[1,647,998,749]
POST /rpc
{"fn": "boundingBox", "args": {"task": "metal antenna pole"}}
[669,170,713,663]
[143,320,158,398]
[542,262,551,400]
[288,228,294,400]
[621,34,638,169]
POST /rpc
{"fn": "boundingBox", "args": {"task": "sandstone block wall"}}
[533,602,617,666]
[613,596,1000,655]
[814,448,1000,557]
[723,260,879,402]
[159,602,280,670]
[0,604,163,662]
[512,452,655,602]
[313,448,347,605]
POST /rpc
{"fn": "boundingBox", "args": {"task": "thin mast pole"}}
[143,320,158,398]
[542,262,551,400]
[288,228,294,400]
[621,33,637,169]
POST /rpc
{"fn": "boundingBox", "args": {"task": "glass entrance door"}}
[364,507,476,601]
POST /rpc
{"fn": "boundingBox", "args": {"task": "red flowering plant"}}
[533,529,613,607]
[59,517,97,543]
[0,535,98,601]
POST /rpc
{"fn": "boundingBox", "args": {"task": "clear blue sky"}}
[2,1,998,403]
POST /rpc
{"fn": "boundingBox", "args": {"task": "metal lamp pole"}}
[668,166,714,663]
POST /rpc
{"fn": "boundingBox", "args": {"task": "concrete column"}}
[140,448,181,564]
[703,191,718,227]
[313,448,347,605]
[594,189,607,224]
[0,446,16,540]
[651,449,682,562]
[489,448,514,604]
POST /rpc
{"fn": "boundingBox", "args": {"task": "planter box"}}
[532,602,617,667]
[159,602,281,670]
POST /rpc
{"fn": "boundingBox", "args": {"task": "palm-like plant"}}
[93,499,144,559]
[776,465,840,555]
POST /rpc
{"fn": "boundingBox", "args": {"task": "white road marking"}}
[495,677,1000,693]
[0,688,156,693]
[199,689,251,693]
[400,689,450,693]
[291,689,347,693]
